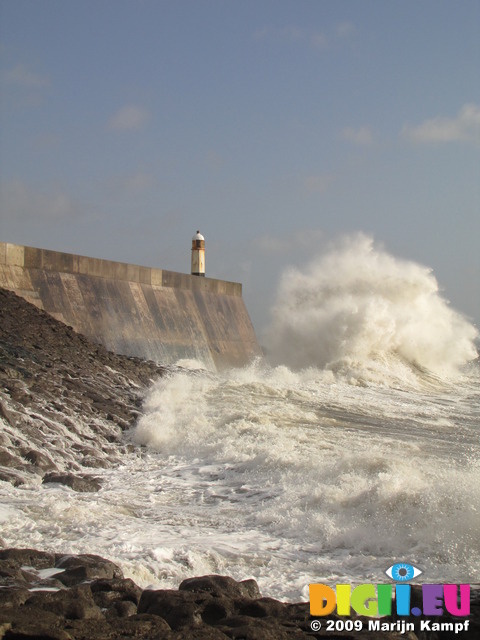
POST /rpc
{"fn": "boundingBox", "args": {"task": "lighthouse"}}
[191,230,205,276]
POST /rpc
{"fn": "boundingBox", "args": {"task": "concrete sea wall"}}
[0,242,262,370]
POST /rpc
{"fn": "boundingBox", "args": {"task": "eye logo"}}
[385,562,422,582]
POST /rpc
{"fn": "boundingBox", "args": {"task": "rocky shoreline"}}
[1,288,479,638]
[0,287,165,489]
[0,548,478,640]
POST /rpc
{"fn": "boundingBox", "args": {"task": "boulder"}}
[42,473,102,493]
[179,574,261,599]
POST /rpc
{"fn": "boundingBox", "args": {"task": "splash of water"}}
[265,234,478,381]
[130,360,480,592]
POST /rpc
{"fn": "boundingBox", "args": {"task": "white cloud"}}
[254,26,328,50]
[105,171,155,195]
[254,21,355,50]
[341,126,374,145]
[5,63,50,88]
[205,150,224,171]
[402,103,480,145]
[336,22,356,38]
[253,229,324,255]
[122,172,155,191]
[32,133,61,151]
[309,32,329,50]
[1,180,78,221]
[291,228,325,248]
[303,174,334,194]
[108,105,150,131]
[253,235,287,254]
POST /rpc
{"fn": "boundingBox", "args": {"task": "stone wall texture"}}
[0,242,262,369]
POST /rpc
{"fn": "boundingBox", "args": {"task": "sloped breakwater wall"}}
[0,242,261,370]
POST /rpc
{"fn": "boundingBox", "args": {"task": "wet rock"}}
[25,585,103,620]
[0,609,71,640]
[109,599,138,618]
[0,549,479,639]
[90,577,142,609]
[236,596,289,619]
[0,587,30,608]
[42,473,102,493]
[138,589,204,629]
[179,574,261,599]
[0,287,165,485]
[0,468,27,486]
[21,449,56,471]
[0,402,16,426]
[218,617,301,640]
[0,548,57,570]
[54,553,124,586]
[0,449,24,468]
[200,599,233,625]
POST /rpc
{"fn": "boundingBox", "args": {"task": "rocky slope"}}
[0,287,165,489]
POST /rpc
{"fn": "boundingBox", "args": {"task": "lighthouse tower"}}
[191,230,205,276]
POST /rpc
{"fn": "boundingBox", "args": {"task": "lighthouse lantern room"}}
[191,231,205,276]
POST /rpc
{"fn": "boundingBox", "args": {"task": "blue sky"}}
[1,0,479,335]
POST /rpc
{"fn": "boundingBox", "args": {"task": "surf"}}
[264,234,478,385]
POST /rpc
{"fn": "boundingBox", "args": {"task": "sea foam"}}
[264,234,478,382]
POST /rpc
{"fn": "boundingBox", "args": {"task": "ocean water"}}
[1,236,479,601]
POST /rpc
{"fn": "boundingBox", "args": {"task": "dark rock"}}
[1,549,479,639]
[54,553,124,586]
[0,548,57,570]
[0,566,24,584]
[0,624,12,639]
[91,577,142,619]
[179,574,261,599]
[0,609,71,640]
[169,626,230,639]
[42,473,102,493]
[22,449,56,470]
[90,577,142,605]
[110,599,138,618]
[201,599,233,625]
[138,589,203,629]
[218,617,296,640]
[0,402,16,426]
[0,448,24,468]
[80,455,112,469]
[0,468,27,486]
[25,585,103,620]
[0,587,30,608]
[101,613,172,637]
[237,596,288,619]
[0,287,165,485]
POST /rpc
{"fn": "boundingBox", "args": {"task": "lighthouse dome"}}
[193,231,204,241]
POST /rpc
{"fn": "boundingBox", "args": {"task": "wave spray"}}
[265,234,477,380]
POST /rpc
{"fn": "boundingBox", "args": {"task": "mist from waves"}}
[132,359,480,598]
[3,236,478,602]
[131,237,479,596]
[264,234,478,383]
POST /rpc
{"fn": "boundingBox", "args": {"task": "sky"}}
[1,0,479,338]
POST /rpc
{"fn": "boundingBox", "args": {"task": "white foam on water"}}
[2,360,479,601]
[265,234,478,383]
[1,237,479,602]
[128,359,480,598]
